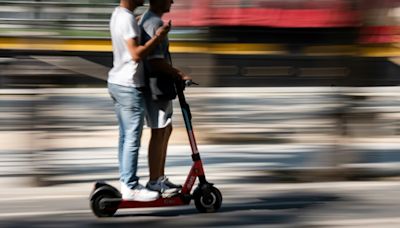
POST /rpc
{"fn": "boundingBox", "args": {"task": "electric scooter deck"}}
[90,80,222,217]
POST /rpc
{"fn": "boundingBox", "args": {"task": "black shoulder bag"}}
[148,48,177,101]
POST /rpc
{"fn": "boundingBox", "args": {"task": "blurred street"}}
[0,176,399,227]
[1,87,400,184]
[1,87,400,227]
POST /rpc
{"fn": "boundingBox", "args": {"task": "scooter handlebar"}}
[184,80,199,87]
[175,79,198,93]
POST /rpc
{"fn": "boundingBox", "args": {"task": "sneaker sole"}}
[122,196,159,202]
[161,190,181,198]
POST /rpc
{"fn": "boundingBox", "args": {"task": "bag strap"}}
[166,43,173,66]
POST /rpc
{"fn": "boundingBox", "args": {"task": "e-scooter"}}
[89,80,222,217]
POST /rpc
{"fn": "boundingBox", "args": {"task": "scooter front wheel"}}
[193,186,222,213]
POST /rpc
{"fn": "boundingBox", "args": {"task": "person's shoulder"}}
[116,7,134,20]
[141,10,162,26]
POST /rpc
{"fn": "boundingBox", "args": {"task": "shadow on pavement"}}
[108,192,341,227]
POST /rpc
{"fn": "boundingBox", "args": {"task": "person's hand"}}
[177,71,191,81]
[171,70,190,81]
[155,20,171,40]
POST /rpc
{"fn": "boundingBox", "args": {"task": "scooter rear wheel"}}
[90,191,119,217]
[193,186,222,213]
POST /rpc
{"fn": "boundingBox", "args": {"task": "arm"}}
[127,23,170,62]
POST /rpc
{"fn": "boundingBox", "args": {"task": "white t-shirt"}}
[108,7,145,87]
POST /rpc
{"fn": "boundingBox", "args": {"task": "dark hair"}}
[149,0,160,5]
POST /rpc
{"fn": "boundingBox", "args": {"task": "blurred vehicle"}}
[358,0,400,44]
[166,0,359,28]
[165,0,399,45]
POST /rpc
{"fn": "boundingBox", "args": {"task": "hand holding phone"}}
[156,20,172,38]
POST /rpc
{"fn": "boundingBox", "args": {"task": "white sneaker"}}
[121,182,159,201]
[146,176,182,196]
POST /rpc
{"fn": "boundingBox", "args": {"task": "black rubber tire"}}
[90,191,119,217]
[193,186,222,213]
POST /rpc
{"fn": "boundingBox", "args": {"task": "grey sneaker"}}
[146,176,182,196]
[163,177,182,189]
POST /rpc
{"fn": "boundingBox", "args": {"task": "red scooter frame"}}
[90,80,222,217]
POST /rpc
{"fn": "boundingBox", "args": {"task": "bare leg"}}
[159,124,172,177]
[148,128,165,181]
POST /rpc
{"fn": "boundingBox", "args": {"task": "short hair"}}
[149,0,161,5]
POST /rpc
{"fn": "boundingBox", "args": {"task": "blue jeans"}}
[108,83,144,189]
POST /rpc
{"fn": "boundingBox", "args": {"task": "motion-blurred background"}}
[0,0,400,227]
[0,1,399,226]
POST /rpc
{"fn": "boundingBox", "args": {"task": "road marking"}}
[0,210,91,218]
[0,195,86,202]
[389,57,400,66]
[306,217,400,226]
[32,56,109,81]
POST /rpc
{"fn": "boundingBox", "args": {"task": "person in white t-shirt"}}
[107,0,170,202]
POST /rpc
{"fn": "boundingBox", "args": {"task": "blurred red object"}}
[359,26,400,44]
[164,0,360,28]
